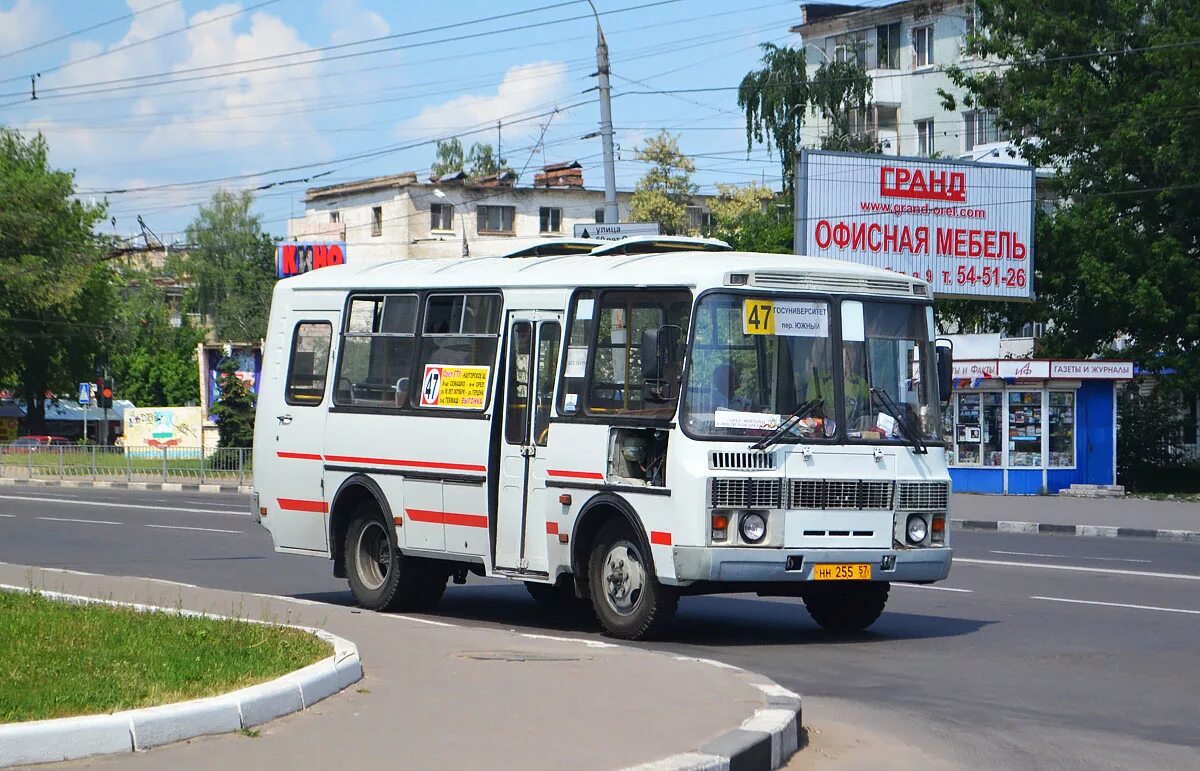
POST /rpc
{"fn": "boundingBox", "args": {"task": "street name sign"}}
[573,222,661,241]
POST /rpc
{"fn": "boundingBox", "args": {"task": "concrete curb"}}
[0,586,362,768]
[953,518,1200,542]
[623,657,802,771]
[0,477,251,495]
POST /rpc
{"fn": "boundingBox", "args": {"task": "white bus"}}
[252,240,954,639]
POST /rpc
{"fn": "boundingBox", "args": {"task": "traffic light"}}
[97,379,113,409]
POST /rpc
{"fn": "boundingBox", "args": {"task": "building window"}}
[371,206,382,237]
[539,206,563,233]
[876,22,901,69]
[686,206,714,232]
[964,109,1006,150]
[916,118,934,156]
[913,25,934,67]
[330,211,340,224]
[430,202,454,231]
[829,30,867,66]
[594,207,605,224]
[477,205,515,234]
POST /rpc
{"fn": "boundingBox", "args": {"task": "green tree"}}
[466,142,513,180]
[709,183,793,253]
[210,359,255,448]
[176,190,276,342]
[0,128,114,433]
[106,277,206,407]
[942,0,1200,386]
[738,44,875,192]
[628,131,697,235]
[430,138,465,178]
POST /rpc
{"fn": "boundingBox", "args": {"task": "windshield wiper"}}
[869,387,927,454]
[749,398,824,451]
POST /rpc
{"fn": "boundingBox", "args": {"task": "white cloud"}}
[399,61,569,142]
[0,0,49,50]
[323,0,391,46]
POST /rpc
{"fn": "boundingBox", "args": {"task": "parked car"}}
[3,435,72,453]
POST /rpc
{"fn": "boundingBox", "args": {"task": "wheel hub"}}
[601,543,645,616]
[355,520,391,591]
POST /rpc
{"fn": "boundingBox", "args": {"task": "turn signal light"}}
[558,494,572,506]
[711,513,730,543]
[931,514,946,544]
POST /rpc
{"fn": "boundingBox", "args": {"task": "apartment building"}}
[286,163,715,264]
[792,1,1006,159]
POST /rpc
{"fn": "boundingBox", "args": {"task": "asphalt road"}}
[2,488,1198,770]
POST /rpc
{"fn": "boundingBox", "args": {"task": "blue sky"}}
[0,0,803,238]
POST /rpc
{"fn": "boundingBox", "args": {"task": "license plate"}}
[812,563,872,581]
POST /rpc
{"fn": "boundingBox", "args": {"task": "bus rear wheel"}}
[345,503,447,612]
[588,520,677,640]
[802,581,889,633]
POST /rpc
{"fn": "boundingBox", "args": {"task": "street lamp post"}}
[585,1,619,226]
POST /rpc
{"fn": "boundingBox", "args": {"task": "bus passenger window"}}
[414,292,502,410]
[558,290,595,416]
[334,294,418,408]
[535,322,560,445]
[286,322,333,405]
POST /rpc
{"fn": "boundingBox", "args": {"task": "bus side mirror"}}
[641,325,681,402]
[935,342,953,405]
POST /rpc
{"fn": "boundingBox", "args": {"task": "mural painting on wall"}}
[123,407,203,454]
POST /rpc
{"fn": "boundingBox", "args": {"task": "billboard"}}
[277,241,346,278]
[123,407,203,453]
[795,150,1036,300]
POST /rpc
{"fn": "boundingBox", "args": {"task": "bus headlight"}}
[906,514,928,545]
[739,512,767,544]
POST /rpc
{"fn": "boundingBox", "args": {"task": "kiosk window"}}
[1008,391,1043,467]
[335,295,418,408]
[1048,391,1076,467]
[286,322,332,405]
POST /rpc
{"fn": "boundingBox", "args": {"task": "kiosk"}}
[945,359,1134,494]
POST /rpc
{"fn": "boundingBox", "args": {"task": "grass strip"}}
[0,591,330,724]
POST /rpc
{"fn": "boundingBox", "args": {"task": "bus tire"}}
[802,581,889,633]
[588,520,677,640]
[525,579,592,618]
[345,503,447,612]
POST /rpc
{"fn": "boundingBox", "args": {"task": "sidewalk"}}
[0,563,800,771]
[952,493,1200,540]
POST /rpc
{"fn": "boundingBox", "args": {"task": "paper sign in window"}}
[563,346,588,379]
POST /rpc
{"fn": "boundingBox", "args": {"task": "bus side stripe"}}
[277,498,328,513]
[547,469,605,480]
[325,454,486,473]
[277,451,323,461]
[406,508,488,529]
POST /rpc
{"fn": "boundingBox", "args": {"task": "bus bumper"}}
[669,546,952,585]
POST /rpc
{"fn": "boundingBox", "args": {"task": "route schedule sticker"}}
[742,299,829,337]
[420,364,490,409]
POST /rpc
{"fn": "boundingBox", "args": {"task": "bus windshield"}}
[841,300,941,443]
[683,293,836,440]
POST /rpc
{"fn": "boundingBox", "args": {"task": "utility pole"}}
[586,1,619,225]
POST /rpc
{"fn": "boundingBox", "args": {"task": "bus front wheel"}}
[345,503,447,612]
[588,520,677,640]
[802,581,889,633]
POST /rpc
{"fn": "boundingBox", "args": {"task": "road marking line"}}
[145,524,243,534]
[894,583,974,593]
[991,549,1151,564]
[957,557,1200,581]
[0,494,249,516]
[1030,596,1200,616]
[521,632,617,649]
[0,514,14,518]
[391,615,458,628]
[38,516,122,526]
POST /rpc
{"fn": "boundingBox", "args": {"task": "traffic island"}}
[0,587,362,768]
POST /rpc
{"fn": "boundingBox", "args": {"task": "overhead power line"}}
[0,0,179,62]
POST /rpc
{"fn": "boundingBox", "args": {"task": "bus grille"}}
[709,451,777,471]
[897,481,949,510]
[709,478,782,508]
[787,479,894,510]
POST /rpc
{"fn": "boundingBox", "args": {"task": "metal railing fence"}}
[0,446,253,485]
